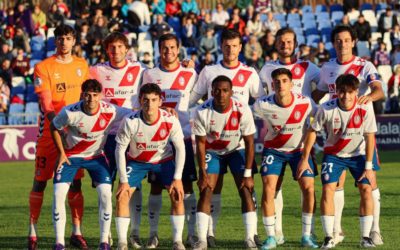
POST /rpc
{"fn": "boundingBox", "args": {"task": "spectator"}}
[0,59,12,86]
[244,5,255,23]
[0,76,10,120]
[77,22,90,51]
[298,44,312,61]
[352,14,371,43]
[141,52,154,68]
[315,42,330,66]
[0,43,13,62]
[284,0,303,13]
[199,28,218,59]
[211,3,230,31]
[108,7,124,32]
[46,3,64,28]
[11,48,30,77]
[13,27,31,54]
[199,51,215,71]
[31,5,46,31]
[387,65,400,113]
[373,42,390,66]
[182,0,199,15]
[259,29,275,59]
[244,35,263,69]
[149,14,172,40]
[151,0,166,15]
[182,17,197,48]
[166,0,182,17]
[1,28,14,50]
[272,0,284,13]
[199,12,215,35]
[340,15,351,26]
[56,0,71,18]
[343,0,359,13]
[107,0,122,16]
[227,13,246,35]
[236,0,253,11]
[254,0,271,13]
[347,7,360,25]
[391,45,400,67]
[13,3,35,36]
[391,24,400,47]
[87,16,108,42]
[121,0,133,18]
[247,12,263,38]
[128,0,151,31]
[378,6,398,37]
[263,11,280,35]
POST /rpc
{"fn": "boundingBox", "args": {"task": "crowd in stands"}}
[1,0,400,125]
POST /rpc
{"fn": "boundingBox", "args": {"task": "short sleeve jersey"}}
[142,65,197,138]
[90,59,146,108]
[259,59,320,97]
[34,55,89,138]
[311,99,377,157]
[115,109,184,163]
[317,56,381,99]
[253,93,317,152]
[192,98,256,155]
[193,62,265,104]
[52,101,130,158]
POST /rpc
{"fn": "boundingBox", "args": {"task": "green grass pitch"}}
[0,151,399,249]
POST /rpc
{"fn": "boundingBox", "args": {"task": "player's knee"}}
[32,180,47,192]
[150,182,163,195]
[116,191,131,216]
[322,184,336,198]
[358,184,372,198]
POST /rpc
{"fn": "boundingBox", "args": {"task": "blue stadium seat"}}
[360,3,373,11]
[301,5,313,13]
[8,103,25,125]
[315,5,327,13]
[318,20,332,29]
[316,12,330,22]
[25,102,39,125]
[321,28,332,42]
[293,27,304,37]
[25,85,38,103]
[302,12,315,22]
[297,35,306,45]
[330,4,344,13]
[303,21,317,29]
[306,34,321,46]
[274,13,286,21]
[168,17,182,38]
[376,3,387,12]
[305,27,319,36]
[47,37,56,51]
[331,11,344,23]
[287,13,301,22]
[287,19,302,28]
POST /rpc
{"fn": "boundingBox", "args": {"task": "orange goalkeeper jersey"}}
[34,55,89,139]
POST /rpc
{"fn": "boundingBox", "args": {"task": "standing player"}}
[192,76,258,250]
[28,24,89,250]
[300,74,377,248]
[50,79,130,250]
[189,28,265,247]
[259,27,320,244]
[141,33,198,248]
[312,25,384,246]
[90,31,146,248]
[114,83,186,250]
[253,68,318,249]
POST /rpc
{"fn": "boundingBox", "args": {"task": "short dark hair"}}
[54,24,76,38]
[221,28,242,44]
[331,25,357,44]
[158,33,179,51]
[271,68,292,81]
[211,75,232,89]
[275,27,297,46]
[81,79,102,93]
[139,83,162,98]
[335,74,360,92]
[103,31,130,50]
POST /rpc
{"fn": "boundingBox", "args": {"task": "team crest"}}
[294,111,301,121]
[160,129,167,138]
[179,76,185,86]
[231,117,238,126]
[238,73,244,83]
[324,173,329,181]
[353,115,361,125]
[77,68,82,77]
[127,73,133,82]
[34,77,42,87]
[99,118,106,128]
[294,66,301,76]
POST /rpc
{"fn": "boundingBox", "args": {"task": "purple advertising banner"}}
[0,125,38,161]
[0,115,399,161]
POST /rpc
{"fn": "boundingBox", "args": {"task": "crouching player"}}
[114,83,186,250]
[192,76,258,250]
[253,68,318,249]
[50,79,130,249]
[299,74,377,249]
